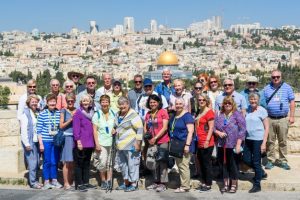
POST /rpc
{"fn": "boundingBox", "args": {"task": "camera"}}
[144,132,153,140]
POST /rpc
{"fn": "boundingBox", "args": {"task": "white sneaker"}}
[51,181,63,189]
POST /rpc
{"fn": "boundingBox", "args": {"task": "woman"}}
[169,98,195,193]
[214,96,246,193]
[20,94,42,189]
[243,93,269,193]
[37,93,62,189]
[169,79,192,113]
[195,94,215,192]
[73,94,95,191]
[198,73,209,92]
[207,75,222,110]
[144,94,169,192]
[114,96,143,192]
[56,80,76,110]
[59,93,76,190]
[190,81,204,118]
[92,95,115,190]
[109,80,126,113]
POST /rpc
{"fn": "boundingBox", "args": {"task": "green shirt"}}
[92,109,115,146]
[109,92,123,113]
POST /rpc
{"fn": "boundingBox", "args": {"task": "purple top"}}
[73,108,95,148]
[214,111,246,148]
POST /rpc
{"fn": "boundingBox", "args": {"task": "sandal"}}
[229,185,237,193]
[174,187,189,193]
[220,185,228,193]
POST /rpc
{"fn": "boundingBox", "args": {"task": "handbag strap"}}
[266,82,284,105]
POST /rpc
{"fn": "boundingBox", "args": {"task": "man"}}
[97,73,113,96]
[47,79,66,110]
[75,75,102,110]
[128,74,144,109]
[135,78,168,121]
[67,71,85,94]
[264,70,295,170]
[17,79,43,120]
[154,68,175,104]
[240,76,266,108]
[215,78,247,116]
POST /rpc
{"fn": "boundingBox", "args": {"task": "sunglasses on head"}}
[272,76,281,79]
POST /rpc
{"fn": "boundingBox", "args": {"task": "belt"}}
[269,115,287,119]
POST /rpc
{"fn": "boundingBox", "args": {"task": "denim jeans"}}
[23,143,39,186]
[243,139,263,187]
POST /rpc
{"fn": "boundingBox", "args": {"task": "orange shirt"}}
[196,109,215,148]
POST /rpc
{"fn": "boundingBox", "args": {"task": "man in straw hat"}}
[67,71,85,94]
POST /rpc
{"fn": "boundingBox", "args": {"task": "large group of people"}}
[18,69,295,194]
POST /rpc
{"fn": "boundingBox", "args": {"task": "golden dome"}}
[157,51,179,66]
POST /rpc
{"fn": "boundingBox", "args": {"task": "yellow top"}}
[157,51,179,66]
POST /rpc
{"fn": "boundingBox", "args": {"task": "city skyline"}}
[1,0,300,33]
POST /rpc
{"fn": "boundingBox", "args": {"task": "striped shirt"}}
[263,82,295,117]
[37,109,61,141]
[115,109,143,150]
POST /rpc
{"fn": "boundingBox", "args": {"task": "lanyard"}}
[47,110,57,127]
[170,118,177,137]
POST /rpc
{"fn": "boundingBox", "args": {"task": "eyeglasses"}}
[200,79,205,83]
[135,81,142,83]
[224,84,233,87]
[67,100,75,103]
[224,102,232,105]
[194,87,203,90]
[114,84,121,87]
[28,85,36,88]
[272,76,281,80]
[144,85,152,88]
[87,82,95,85]
[248,82,257,85]
[72,74,79,78]
[51,84,59,87]
[198,99,206,102]
[66,85,73,88]
[210,81,217,84]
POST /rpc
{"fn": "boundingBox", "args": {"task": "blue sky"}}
[0,0,299,32]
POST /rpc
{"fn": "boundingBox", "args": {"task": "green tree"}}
[54,71,65,86]
[9,70,27,83]
[36,69,51,97]
[0,86,10,109]
[173,44,176,50]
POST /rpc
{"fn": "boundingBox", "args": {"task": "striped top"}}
[114,109,143,150]
[37,109,61,141]
[263,82,295,117]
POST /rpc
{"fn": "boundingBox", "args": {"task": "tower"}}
[150,19,158,33]
[89,21,98,35]
[124,17,134,34]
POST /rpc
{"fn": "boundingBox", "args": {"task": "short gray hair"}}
[80,94,93,104]
[118,96,129,105]
[63,80,75,90]
[223,78,235,86]
[50,79,60,86]
[175,97,185,106]
[248,92,260,100]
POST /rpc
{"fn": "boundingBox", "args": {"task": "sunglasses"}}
[114,84,121,86]
[66,85,73,88]
[28,85,36,88]
[224,102,232,105]
[144,85,152,88]
[51,84,59,87]
[248,82,257,85]
[67,100,75,103]
[87,82,95,85]
[200,79,205,82]
[194,87,203,90]
[272,76,281,79]
[135,81,142,83]
[198,99,206,102]
[210,81,217,84]
[224,84,233,87]
[72,74,79,78]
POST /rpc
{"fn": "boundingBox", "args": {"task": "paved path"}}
[0,188,300,200]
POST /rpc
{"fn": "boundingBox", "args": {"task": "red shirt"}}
[145,109,170,144]
[196,109,215,148]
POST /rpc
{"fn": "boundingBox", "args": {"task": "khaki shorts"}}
[93,146,112,172]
